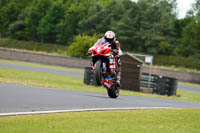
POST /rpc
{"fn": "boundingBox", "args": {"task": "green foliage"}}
[0,0,31,37]
[133,0,176,54]
[154,55,200,70]
[173,17,194,39]
[174,21,200,58]
[111,0,139,50]
[7,20,27,40]
[25,0,53,41]
[38,0,65,43]
[98,0,112,7]
[7,7,30,40]
[158,41,173,55]
[56,11,78,44]
[0,0,26,37]
[67,34,98,58]
[79,0,125,35]
[56,0,97,44]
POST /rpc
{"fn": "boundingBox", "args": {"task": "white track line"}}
[0,107,177,116]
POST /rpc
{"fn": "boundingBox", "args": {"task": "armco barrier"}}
[0,48,200,84]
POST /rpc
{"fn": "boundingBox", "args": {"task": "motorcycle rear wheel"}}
[107,83,120,98]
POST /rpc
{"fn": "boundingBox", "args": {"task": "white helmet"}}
[104,31,115,42]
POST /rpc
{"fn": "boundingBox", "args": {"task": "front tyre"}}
[107,83,120,98]
[94,59,103,86]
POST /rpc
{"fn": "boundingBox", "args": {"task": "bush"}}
[154,55,200,70]
[67,34,98,58]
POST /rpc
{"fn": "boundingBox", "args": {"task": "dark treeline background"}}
[0,0,200,59]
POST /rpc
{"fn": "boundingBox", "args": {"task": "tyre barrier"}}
[141,73,178,96]
[83,67,93,85]
[83,67,98,86]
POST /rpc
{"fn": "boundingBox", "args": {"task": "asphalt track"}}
[0,83,200,114]
[0,61,200,115]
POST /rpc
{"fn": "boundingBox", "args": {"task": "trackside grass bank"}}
[0,109,200,133]
[1,66,200,103]
[0,38,68,56]
[0,59,84,73]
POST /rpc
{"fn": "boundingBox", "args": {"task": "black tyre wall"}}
[84,67,93,85]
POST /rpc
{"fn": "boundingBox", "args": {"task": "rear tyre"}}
[94,59,103,86]
[107,83,120,98]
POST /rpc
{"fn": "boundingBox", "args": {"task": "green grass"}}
[1,66,200,103]
[154,55,200,71]
[0,67,104,93]
[0,59,84,73]
[154,65,200,73]
[179,82,200,88]
[0,38,68,56]
[0,109,200,133]
[177,90,200,102]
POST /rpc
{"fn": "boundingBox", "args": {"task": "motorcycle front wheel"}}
[94,59,103,86]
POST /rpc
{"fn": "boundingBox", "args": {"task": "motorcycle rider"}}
[88,30,122,60]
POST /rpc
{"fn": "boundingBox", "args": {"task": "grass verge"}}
[179,82,200,88]
[0,109,200,133]
[153,65,200,73]
[0,67,104,93]
[1,66,200,103]
[0,59,84,73]
[0,38,68,56]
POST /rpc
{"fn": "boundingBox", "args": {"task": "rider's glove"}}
[87,50,92,56]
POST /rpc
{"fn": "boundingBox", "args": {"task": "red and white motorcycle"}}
[89,42,121,98]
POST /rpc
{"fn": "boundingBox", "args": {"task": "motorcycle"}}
[89,42,120,98]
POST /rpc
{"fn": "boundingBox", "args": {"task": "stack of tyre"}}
[141,73,178,96]
[153,76,178,96]
[83,67,98,86]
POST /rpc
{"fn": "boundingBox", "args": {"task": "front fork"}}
[109,55,116,74]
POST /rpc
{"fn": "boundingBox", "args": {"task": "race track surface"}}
[0,83,200,114]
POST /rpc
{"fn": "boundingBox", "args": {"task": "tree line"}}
[0,0,200,58]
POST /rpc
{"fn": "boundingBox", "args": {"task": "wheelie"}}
[88,31,122,98]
